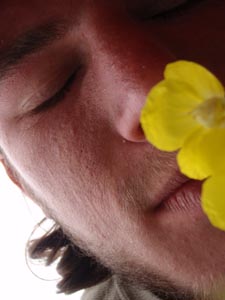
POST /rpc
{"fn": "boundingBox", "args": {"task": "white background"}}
[0,163,84,299]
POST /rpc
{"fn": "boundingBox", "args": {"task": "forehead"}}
[0,0,82,46]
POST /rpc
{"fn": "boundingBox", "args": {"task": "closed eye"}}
[133,0,205,21]
[27,67,80,116]
[151,0,206,20]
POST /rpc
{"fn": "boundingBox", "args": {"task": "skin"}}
[1,0,225,299]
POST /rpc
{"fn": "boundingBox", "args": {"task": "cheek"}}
[15,114,105,198]
[2,97,121,239]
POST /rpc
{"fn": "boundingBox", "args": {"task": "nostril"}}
[113,93,148,143]
[138,123,146,137]
[135,122,147,142]
[119,116,147,143]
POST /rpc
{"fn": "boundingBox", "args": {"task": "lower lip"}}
[156,180,203,215]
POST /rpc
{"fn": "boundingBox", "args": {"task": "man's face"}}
[1,0,225,299]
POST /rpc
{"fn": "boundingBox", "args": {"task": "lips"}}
[156,179,203,213]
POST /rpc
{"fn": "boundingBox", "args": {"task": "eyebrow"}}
[0,20,70,82]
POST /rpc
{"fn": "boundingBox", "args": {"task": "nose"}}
[113,86,149,143]
[118,112,147,143]
[83,4,175,143]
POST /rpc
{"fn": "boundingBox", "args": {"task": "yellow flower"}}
[202,174,225,231]
[140,60,225,230]
[140,60,225,180]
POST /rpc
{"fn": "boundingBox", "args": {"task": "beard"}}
[112,265,213,300]
[3,143,225,300]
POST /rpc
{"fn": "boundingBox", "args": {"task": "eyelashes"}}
[148,0,190,17]
[22,0,204,117]
[151,0,205,19]
[130,0,203,21]
[28,68,80,116]
[127,0,189,20]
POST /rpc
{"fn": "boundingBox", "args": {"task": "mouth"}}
[155,179,203,214]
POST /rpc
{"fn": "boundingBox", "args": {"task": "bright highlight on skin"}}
[140,60,225,230]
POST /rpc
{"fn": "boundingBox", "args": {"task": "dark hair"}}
[0,147,112,293]
[27,218,112,295]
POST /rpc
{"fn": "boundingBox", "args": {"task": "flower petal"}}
[165,61,225,100]
[177,129,211,179]
[178,128,225,180]
[141,80,201,151]
[202,175,225,231]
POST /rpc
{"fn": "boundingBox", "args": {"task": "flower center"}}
[192,97,225,128]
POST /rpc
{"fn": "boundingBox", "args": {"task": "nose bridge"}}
[83,6,175,142]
